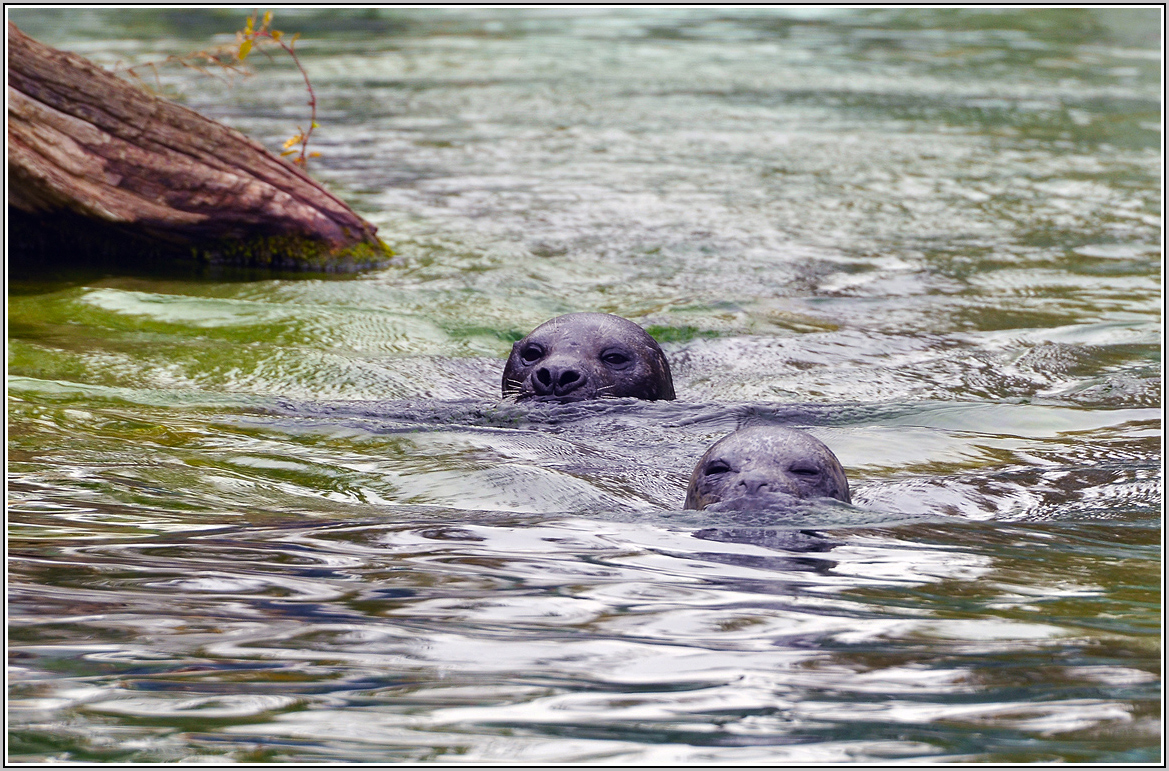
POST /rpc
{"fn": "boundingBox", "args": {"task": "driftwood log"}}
[7,21,391,272]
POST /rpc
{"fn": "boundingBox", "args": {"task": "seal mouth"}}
[704,492,805,512]
[515,391,596,404]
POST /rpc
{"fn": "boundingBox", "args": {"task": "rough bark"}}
[7,21,391,272]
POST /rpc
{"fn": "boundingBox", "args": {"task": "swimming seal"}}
[685,426,850,510]
[502,313,675,402]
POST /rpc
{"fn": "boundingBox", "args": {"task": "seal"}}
[502,313,676,402]
[685,426,850,510]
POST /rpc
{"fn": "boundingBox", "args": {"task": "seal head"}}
[685,426,850,510]
[503,313,675,402]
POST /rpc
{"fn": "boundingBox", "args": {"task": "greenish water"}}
[7,8,1162,763]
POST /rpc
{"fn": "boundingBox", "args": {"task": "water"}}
[6,8,1162,763]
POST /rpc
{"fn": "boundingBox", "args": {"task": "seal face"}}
[685,426,850,510]
[502,313,676,402]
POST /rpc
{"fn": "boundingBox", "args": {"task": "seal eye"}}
[600,350,632,367]
[705,461,731,476]
[520,344,544,365]
[789,464,820,478]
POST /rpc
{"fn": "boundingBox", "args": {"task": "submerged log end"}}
[7,21,394,275]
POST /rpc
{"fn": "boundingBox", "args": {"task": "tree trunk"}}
[7,21,391,272]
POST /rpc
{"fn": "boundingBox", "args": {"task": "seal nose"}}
[736,473,797,497]
[534,364,586,397]
[737,476,769,496]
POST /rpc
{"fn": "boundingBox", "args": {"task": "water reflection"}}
[11,508,1157,762]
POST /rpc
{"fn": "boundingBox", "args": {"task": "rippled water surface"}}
[6,8,1162,763]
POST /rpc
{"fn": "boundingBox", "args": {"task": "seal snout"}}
[736,473,796,498]
[533,361,587,398]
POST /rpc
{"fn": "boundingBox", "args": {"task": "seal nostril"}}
[738,478,769,496]
[554,368,584,395]
[534,366,584,396]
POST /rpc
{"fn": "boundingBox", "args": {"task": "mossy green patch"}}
[197,233,394,273]
[644,325,721,344]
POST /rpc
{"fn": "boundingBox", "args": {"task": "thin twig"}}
[239,10,319,167]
